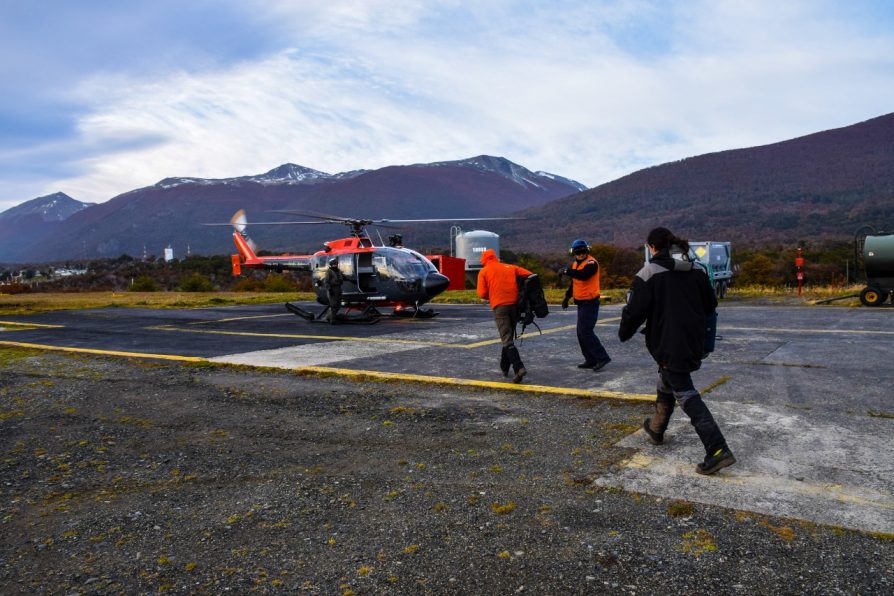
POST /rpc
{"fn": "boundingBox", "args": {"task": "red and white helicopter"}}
[207,209,513,322]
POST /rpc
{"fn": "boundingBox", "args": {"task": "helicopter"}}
[206,209,516,323]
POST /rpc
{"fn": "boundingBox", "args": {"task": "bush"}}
[738,254,778,286]
[0,282,30,295]
[232,278,265,292]
[179,273,214,292]
[130,276,160,292]
[263,274,300,292]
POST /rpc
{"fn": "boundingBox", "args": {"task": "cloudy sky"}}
[1,0,893,212]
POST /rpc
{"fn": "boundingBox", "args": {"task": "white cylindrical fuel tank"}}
[455,230,499,272]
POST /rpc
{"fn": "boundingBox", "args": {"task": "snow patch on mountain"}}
[0,192,94,222]
[535,171,588,191]
[154,164,369,190]
[418,155,585,191]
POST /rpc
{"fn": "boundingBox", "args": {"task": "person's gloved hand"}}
[561,296,570,310]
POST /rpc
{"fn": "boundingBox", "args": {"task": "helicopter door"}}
[356,252,378,292]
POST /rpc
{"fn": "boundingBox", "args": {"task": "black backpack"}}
[682,258,718,358]
[517,274,549,337]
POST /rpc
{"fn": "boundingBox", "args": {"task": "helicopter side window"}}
[337,256,355,277]
[372,255,389,278]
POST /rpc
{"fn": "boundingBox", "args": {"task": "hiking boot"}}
[500,349,510,377]
[512,367,527,384]
[590,359,610,372]
[696,448,736,475]
[643,417,664,445]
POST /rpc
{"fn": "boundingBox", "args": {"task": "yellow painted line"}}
[147,325,460,347]
[0,339,653,402]
[464,323,579,348]
[290,365,655,402]
[0,340,205,362]
[149,323,583,350]
[465,316,620,348]
[0,321,64,329]
[613,455,894,510]
[188,313,294,325]
[724,326,894,336]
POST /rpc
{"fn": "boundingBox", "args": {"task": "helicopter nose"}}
[424,272,450,297]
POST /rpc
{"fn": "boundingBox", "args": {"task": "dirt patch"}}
[1,351,892,594]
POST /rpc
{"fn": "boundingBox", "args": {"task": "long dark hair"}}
[647,227,690,255]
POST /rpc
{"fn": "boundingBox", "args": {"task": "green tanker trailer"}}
[855,226,894,306]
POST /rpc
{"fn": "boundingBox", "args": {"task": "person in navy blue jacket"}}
[619,227,734,475]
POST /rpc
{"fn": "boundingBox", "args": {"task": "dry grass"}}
[728,284,865,306]
[0,283,872,316]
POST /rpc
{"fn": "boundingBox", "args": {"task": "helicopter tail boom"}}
[233,230,261,264]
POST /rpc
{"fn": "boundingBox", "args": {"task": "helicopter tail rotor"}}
[229,210,257,253]
[230,209,248,233]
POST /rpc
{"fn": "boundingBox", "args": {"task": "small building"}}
[427,254,466,291]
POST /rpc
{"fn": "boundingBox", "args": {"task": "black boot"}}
[500,347,510,377]
[681,396,734,474]
[506,346,526,384]
[696,448,736,475]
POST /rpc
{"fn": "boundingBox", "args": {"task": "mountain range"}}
[2,113,893,264]
[0,156,585,263]
[499,113,894,250]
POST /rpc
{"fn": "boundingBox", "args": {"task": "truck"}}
[644,240,733,298]
[689,241,733,298]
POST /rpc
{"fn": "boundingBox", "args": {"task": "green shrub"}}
[232,278,265,292]
[179,273,214,292]
[130,275,160,292]
[263,274,299,293]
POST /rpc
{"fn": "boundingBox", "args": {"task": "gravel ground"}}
[1,349,892,595]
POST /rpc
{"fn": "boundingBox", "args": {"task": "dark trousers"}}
[576,298,610,365]
[326,288,342,320]
[494,304,524,373]
[657,368,728,455]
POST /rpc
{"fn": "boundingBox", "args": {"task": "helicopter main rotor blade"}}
[267,209,357,223]
[201,220,334,226]
[269,211,525,224]
[375,217,526,223]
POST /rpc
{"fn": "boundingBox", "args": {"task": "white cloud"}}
[5,0,894,209]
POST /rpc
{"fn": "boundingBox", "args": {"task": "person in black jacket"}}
[618,227,735,475]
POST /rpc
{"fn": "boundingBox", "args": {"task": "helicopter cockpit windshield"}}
[372,248,437,280]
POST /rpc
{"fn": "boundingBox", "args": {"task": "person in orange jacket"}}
[477,248,533,383]
[560,239,611,371]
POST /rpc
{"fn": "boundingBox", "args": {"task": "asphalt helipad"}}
[2,301,893,534]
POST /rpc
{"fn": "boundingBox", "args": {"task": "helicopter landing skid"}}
[285,302,381,324]
[392,306,439,319]
[285,302,315,320]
